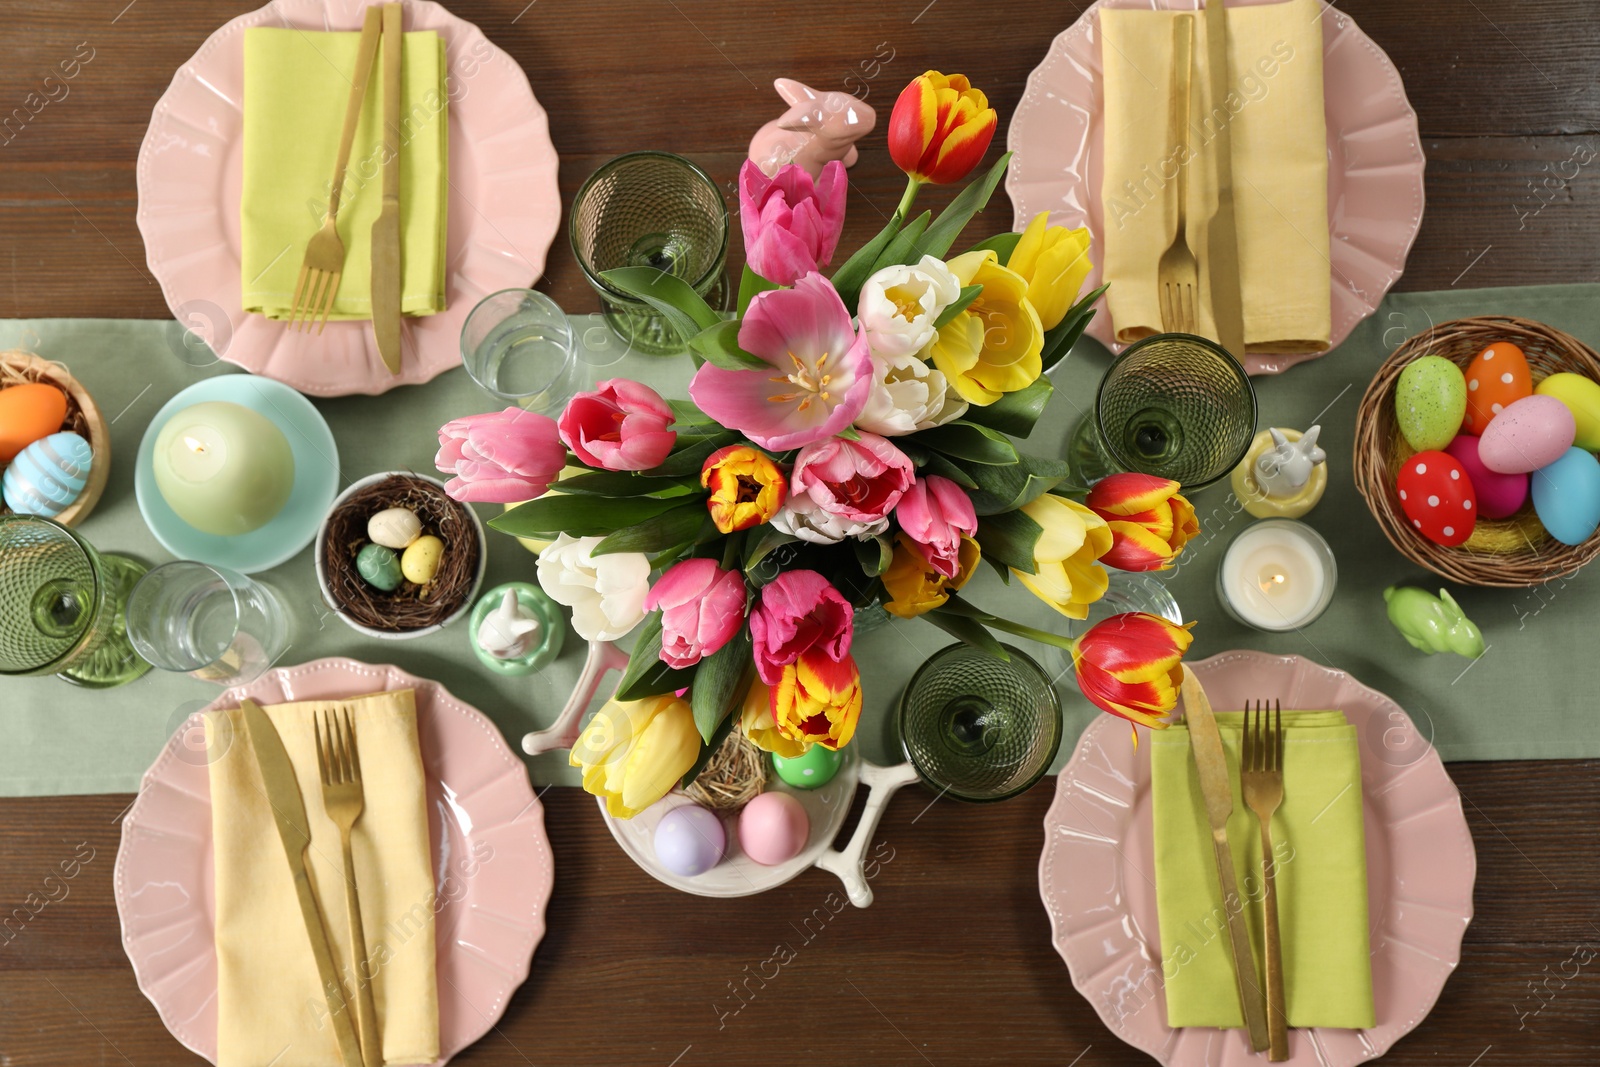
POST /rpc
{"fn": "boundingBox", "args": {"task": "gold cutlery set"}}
[1179,668,1289,1060]
[290,2,404,376]
[240,699,381,1067]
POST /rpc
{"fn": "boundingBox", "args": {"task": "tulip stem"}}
[895,175,923,220]
[979,616,1077,653]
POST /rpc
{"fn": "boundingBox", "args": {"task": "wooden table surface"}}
[3,1,1598,1064]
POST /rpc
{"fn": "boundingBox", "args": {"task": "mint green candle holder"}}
[468,582,565,676]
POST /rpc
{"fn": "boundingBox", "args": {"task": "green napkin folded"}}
[1151,710,1374,1030]
[242,27,448,320]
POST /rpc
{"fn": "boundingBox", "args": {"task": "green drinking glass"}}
[1068,332,1257,491]
[0,515,150,688]
[570,151,730,356]
[897,643,1063,803]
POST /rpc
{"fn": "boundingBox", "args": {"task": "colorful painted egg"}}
[1396,451,1476,546]
[1445,434,1527,520]
[1395,356,1467,452]
[367,507,422,549]
[356,543,402,591]
[1535,372,1600,451]
[400,534,444,584]
[0,382,68,464]
[2,432,91,518]
[1531,447,1600,546]
[1477,394,1576,474]
[1462,342,1531,435]
[738,791,810,866]
[773,745,843,789]
[653,804,726,877]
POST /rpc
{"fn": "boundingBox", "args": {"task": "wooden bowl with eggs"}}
[1,350,111,526]
[1354,315,1600,587]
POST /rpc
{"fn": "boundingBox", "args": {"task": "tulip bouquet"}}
[438,71,1199,818]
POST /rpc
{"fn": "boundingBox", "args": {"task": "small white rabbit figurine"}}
[1255,425,1326,498]
[477,588,541,661]
[748,78,877,179]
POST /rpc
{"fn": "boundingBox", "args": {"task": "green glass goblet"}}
[0,515,150,688]
[897,643,1063,802]
[1068,332,1257,491]
[570,151,730,356]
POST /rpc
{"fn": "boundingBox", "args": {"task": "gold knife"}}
[1204,0,1246,360]
[370,2,403,374]
[238,699,367,1067]
[1178,667,1270,1051]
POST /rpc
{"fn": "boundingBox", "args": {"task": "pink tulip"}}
[894,475,978,579]
[557,379,676,472]
[791,432,914,525]
[645,559,748,669]
[689,273,872,451]
[748,570,853,685]
[435,408,567,503]
[739,159,847,286]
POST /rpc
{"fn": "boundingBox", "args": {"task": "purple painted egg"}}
[1477,394,1576,474]
[653,804,725,877]
[1445,434,1528,520]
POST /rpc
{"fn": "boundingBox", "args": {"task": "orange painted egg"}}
[0,383,69,464]
[1462,342,1531,435]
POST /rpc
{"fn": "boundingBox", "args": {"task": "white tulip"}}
[858,255,962,360]
[770,486,889,544]
[854,347,969,436]
[536,533,650,642]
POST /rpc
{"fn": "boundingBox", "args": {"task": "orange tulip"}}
[772,648,863,751]
[1085,473,1199,572]
[1071,612,1195,730]
[700,444,787,533]
[888,71,998,185]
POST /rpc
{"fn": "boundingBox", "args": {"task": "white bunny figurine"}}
[477,588,541,661]
[748,78,877,179]
[1254,425,1326,499]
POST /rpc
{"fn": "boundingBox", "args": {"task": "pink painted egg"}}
[1396,451,1476,546]
[1462,341,1531,435]
[738,791,810,866]
[1477,394,1576,474]
[1445,434,1528,519]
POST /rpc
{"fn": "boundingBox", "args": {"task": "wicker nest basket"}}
[1354,315,1600,587]
[0,350,111,526]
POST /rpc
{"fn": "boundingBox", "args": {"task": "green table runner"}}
[2,285,1597,796]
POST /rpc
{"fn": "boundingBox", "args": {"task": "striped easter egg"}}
[3,432,92,518]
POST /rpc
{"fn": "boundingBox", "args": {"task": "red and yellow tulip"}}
[701,444,787,533]
[1071,612,1195,730]
[888,71,998,186]
[1085,473,1199,572]
[772,647,863,751]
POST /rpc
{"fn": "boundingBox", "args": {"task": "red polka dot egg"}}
[1396,451,1477,547]
[1462,342,1531,435]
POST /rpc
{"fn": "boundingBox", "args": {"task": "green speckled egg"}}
[772,744,843,790]
[356,543,402,591]
[1395,356,1467,451]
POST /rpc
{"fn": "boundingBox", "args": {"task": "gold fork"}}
[1241,699,1289,1061]
[315,708,382,1067]
[1156,14,1199,333]
[289,6,382,334]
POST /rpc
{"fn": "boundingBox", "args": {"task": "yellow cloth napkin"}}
[242,27,448,320]
[1150,710,1374,1030]
[1100,0,1330,353]
[207,690,439,1067]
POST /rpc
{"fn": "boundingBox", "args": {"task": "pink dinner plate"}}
[1006,0,1426,374]
[1040,650,1475,1066]
[113,658,554,1066]
[136,0,561,396]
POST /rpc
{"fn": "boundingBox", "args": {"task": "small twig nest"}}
[685,729,768,811]
[321,473,480,632]
[1,350,110,525]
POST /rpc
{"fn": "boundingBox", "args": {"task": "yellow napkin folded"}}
[207,690,439,1067]
[242,27,449,320]
[1100,0,1330,353]
[1151,710,1374,1030]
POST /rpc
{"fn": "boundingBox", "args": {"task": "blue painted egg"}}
[653,804,725,877]
[2,432,91,517]
[1531,447,1600,546]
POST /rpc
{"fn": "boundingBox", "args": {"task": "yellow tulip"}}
[1012,494,1113,620]
[928,250,1043,406]
[882,533,980,618]
[569,694,701,819]
[738,676,809,759]
[1008,212,1093,331]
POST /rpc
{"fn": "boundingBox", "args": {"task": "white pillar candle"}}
[1217,519,1337,631]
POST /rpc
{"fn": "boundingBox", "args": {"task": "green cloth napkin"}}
[241,27,448,320]
[1151,711,1374,1030]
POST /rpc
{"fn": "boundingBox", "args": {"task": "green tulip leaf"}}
[599,267,722,345]
[646,432,738,478]
[961,451,1070,515]
[912,152,1013,260]
[668,399,717,428]
[737,264,781,317]
[615,612,699,701]
[689,319,769,371]
[592,502,711,556]
[964,230,1022,267]
[932,284,985,330]
[912,419,1020,466]
[923,607,1010,661]
[554,470,701,499]
[1039,282,1109,373]
[961,376,1054,437]
[689,629,752,744]
[872,210,932,271]
[975,509,1044,573]
[917,451,979,490]
[853,534,895,577]
[679,706,739,789]
[491,493,689,539]
[830,215,904,308]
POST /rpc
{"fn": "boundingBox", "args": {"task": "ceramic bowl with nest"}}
[315,472,487,639]
[1,350,111,526]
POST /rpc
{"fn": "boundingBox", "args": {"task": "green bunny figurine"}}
[1383,586,1485,659]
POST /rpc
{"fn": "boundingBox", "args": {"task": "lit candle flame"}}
[1258,571,1288,594]
[182,435,208,455]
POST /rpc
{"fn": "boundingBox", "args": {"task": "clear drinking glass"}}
[1068,332,1257,491]
[897,643,1063,803]
[460,288,578,412]
[125,561,290,686]
[570,151,730,356]
[0,515,150,688]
